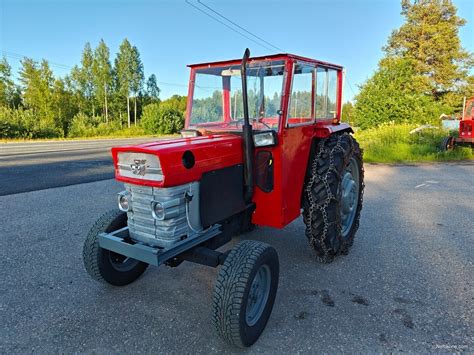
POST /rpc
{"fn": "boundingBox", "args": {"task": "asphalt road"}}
[0,162,473,353]
[0,138,157,196]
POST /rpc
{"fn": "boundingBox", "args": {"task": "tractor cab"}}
[183,54,352,227]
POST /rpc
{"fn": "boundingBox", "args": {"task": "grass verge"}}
[355,123,473,163]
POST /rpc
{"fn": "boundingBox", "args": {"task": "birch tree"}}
[93,39,112,122]
[115,39,134,127]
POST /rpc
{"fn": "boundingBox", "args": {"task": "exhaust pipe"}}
[241,48,254,203]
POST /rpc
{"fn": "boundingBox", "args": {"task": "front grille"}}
[125,183,191,248]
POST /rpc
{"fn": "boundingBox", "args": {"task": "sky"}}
[1,0,473,102]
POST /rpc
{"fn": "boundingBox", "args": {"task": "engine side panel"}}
[199,164,247,227]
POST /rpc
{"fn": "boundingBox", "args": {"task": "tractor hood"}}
[111,134,243,187]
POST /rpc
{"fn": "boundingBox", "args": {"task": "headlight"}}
[253,131,277,147]
[151,198,180,220]
[117,152,163,181]
[118,191,131,212]
[151,201,165,220]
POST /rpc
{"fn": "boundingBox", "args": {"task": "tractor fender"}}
[300,124,354,208]
[312,122,353,138]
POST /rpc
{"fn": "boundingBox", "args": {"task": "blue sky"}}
[1,0,473,101]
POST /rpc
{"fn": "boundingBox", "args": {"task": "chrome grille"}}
[125,183,193,248]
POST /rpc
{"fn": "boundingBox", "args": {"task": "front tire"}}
[212,240,279,348]
[303,133,364,263]
[83,210,148,286]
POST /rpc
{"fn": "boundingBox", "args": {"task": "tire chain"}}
[304,133,352,260]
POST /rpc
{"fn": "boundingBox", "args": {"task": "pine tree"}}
[385,0,473,103]
[353,0,473,128]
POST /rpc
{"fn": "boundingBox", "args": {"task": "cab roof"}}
[188,53,343,71]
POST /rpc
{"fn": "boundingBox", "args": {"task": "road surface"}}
[0,138,157,196]
[0,141,472,353]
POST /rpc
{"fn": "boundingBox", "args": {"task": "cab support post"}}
[241,48,254,203]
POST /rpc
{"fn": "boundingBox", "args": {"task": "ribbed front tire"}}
[212,240,279,347]
[83,210,148,286]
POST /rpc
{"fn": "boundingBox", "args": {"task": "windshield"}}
[188,60,286,131]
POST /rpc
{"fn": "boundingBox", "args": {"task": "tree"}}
[115,38,134,127]
[353,57,445,129]
[385,0,473,103]
[52,78,77,136]
[141,103,184,134]
[341,102,354,124]
[93,39,112,122]
[74,43,96,115]
[161,94,187,113]
[0,57,15,107]
[353,0,473,129]
[18,58,62,135]
[130,45,144,126]
[19,59,53,116]
[146,74,160,103]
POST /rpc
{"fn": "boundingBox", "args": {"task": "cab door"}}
[279,61,317,225]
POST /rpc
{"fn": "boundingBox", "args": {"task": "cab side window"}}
[315,67,338,119]
[287,63,315,126]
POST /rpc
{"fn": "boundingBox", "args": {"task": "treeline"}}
[0,38,185,139]
[347,0,473,129]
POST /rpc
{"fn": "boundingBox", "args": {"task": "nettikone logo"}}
[130,159,147,176]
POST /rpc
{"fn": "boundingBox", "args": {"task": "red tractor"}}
[441,97,474,150]
[83,49,364,347]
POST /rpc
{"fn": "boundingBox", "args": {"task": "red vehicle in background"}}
[442,97,474,150]
[83,49,364,347]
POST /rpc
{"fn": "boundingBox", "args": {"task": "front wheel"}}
[303,133,364,263]
[82,210,148,286]
[212,240,279,348]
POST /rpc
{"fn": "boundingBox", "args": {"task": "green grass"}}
[355,123,473,163]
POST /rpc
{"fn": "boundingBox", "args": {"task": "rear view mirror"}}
[221,69,241,76]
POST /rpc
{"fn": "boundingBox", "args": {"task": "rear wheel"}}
[83,210,148,286]
[212,240,279,348]
[302,133,364,263]
[440,136,455,151]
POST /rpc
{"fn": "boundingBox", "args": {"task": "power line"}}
[196,0,285,53]
[156,81,188,88]
[184,0,276,52]
[1,50,72,71]
[343,71,357,98]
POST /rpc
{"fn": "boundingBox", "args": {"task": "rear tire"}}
[440,136,455,151]
[302,133,364,263]
[212,240,279,348]
[83,210,148,286]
